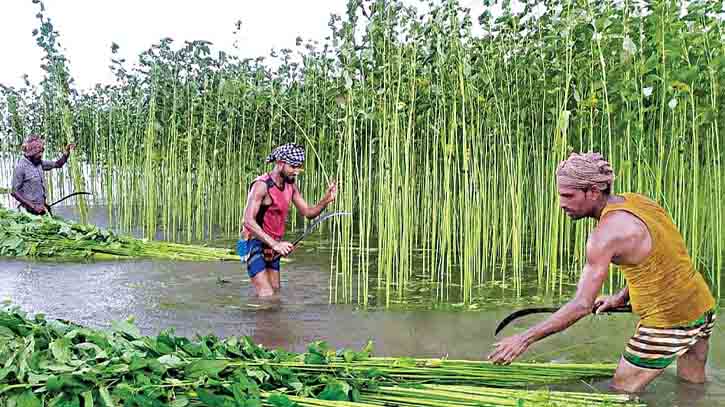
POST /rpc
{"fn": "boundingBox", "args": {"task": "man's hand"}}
[32,203,47,215]
[488,333,531,365]
[65,144,76,155]
[594,293,627,314]
[272,241,295,256]
[323,180,338,205]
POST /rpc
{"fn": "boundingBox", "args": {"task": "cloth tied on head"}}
[266,143,305,167]
[556,152,615,191]
[21,135,45,157]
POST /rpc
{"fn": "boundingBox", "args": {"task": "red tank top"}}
[248,174,294,241]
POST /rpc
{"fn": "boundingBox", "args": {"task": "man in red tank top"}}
[238,143,338,297]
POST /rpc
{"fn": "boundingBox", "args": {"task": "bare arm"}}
[42,154,68,170]
[488,216,628,364]
[41,144,74,170]
[519,241,611,345]
[291,180,337,219]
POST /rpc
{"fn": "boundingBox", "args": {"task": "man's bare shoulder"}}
[591,210,647,248]
[249,180,269,199]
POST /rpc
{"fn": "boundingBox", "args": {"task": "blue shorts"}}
[236,239,280,278]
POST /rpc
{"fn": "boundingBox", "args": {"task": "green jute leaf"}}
[81,390,93,407]
[111,319,140,339]
[196,388,236,407]
[98,385,116,407]
[169,396,190,407]
[267,393,297,407]
[318,380,350,401]
[49,338,72,363]
[157,354,184,369]
[185,359,229,379]
[13,390,42,407]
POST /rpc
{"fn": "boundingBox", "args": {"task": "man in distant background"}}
[11,135,75,215]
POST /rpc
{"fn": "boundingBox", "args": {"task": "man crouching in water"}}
[488,152,716,393]
[239,143,337,297]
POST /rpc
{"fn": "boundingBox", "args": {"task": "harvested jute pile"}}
[0,206,238,261]
[0,304,644,406]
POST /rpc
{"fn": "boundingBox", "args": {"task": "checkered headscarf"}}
[266,143,305,167]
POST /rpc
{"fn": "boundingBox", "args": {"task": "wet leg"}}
[268,269,281,291]
[610,356,664,393]
[677,337,709,384]
[251,271,275,297]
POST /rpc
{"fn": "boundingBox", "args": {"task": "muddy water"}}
[0,206,723,406]
[1,255,722,406]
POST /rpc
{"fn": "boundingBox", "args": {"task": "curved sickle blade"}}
[495,307,559,336]
[292,211,352,246]
[49,192,92,207]
[495,305,633,336]
[272,211,352,260]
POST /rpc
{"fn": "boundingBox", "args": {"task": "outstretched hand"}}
[488,333,531,365]
[36,204,47,215]
[324,179,338,205]
[65,143,76,155]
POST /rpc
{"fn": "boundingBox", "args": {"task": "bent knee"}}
[612,357,663,393]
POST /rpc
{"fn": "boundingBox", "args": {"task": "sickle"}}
[495,305,633,336]
[273,211,352,260]
[49,192,92,207]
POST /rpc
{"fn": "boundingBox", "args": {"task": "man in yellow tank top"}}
[488,152,717,393]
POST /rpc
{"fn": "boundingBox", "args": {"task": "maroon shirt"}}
[250,174,294,241]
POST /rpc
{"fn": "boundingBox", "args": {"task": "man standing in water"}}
[488,152,716,393]
[11,135,76,215]
[239,143,338,297]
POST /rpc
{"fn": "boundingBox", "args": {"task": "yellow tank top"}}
[600,193,715,327]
